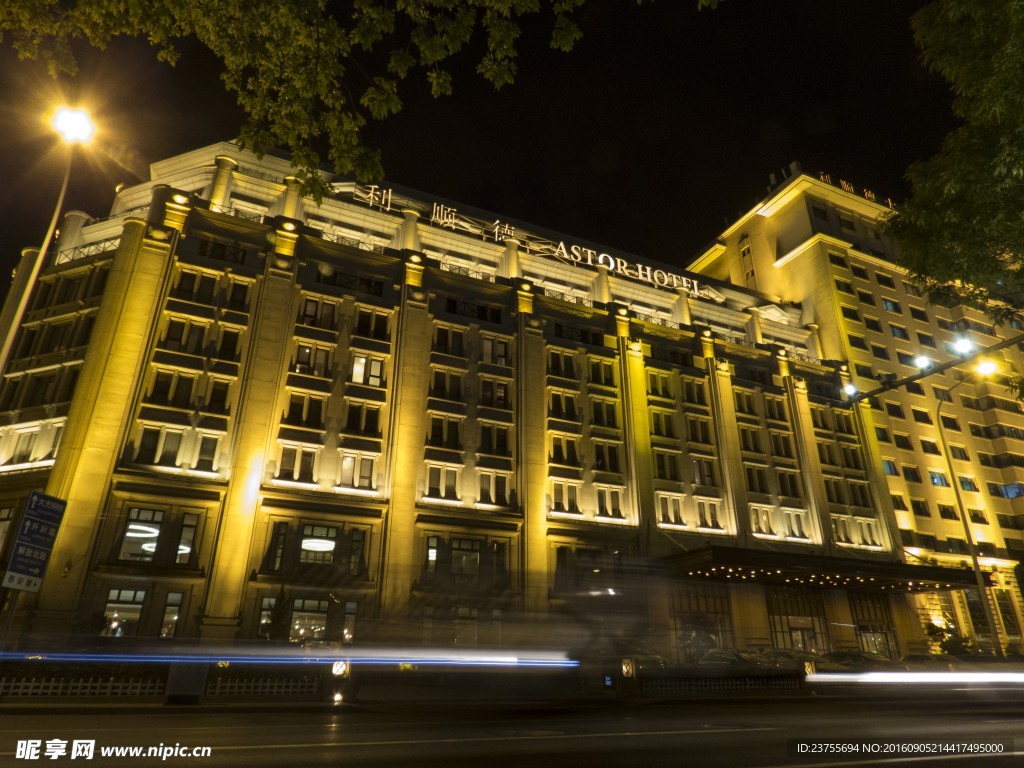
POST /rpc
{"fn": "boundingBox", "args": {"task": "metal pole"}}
[0,147,74,374]
[936,384,1004,657]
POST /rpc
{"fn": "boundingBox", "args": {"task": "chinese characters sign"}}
[3,491,66,593]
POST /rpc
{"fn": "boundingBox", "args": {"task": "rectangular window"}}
[938,504,959,521]
[118,508,164,562]
[745,465,768,493]
[882,298,901,313]
[593,399,618,428]
[589,359,615,386]
[480,379,510,409]
[351,355,385,387]
[549,391,578,420]
[657,494,684,526]
[430,368,463,401]
[596,487,622,517]
[654,451,679,480]
[102,589,146,637]
[548,350,576,378]
[426,465,460,500]
[693,457,716,486]
[160,592,183,638]
[696,499,722,529]
[911,498,930,517]
[479,423,510,456]
[434,325,465,356]
[593,442,621,472]
[482,336,510,366]
[687,417,711,444]
[920,439,940,455]
[550,435,580,466]
[929,471,950,487]
[355,308,389,340]
[551,480,580,514]
[299,524,337,564]
[777,470,802,498]
[882,459,898,476]
[478,471,509,506]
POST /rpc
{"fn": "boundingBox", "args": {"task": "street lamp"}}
[934,361,1004,658]
[0,106,95,373]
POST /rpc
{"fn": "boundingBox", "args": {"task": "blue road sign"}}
[2,491,66,593]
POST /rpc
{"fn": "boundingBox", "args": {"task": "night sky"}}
[0,0,955,296]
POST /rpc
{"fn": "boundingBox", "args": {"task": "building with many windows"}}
[0,144,994,658]
[691,167,1024,654]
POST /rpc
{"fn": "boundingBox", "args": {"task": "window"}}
[911,408,933,424]
[894,433,913,450]
[482,336,510,366]
[770,432,793,458]
[551,480,580,513]
[294,344,331,376]
[426,464,460,500]
[739,427,761,453]
[811,407,831,430]
[905,381,924,395]
[920,439,940,455]
[338,453,376,489]
[226,280,249,310]
[885,402,904,418]
[118,508,164,562]
[648,371,670,397]
[863,317,882,332]
[891,494,908,511]
[344,402,381,435]
[646,409,674,437]
[903,466,922,483]
[938,504,959,521]
[299,524,337,565]
[910,307,928,321]
[876,274,896,289]
[735,390,757,415]
[824,477,845,504]
[778,470,802,498]
[548,350,576,378]
[177,514,198,564]
[589,359,615,386]
[929,471,950,487]
[871,344,890,360]
[351,355,384,387]
[852,264,869,278]
[478,471,509,506]
[682,379,706,405]
[480,379,510,409]
[969,508,988,524]
[291,598,328,641]
[784,509,809,539]
[427,415,461,448]
[434,325,465,356]
[950,445,969,461]
[593,399,618,428]
[890,325,909,340]
[833,516,853,544]
[298,297,336,329]
[596,487,622,517]
[430,369,463,401]
[479,423,510,456]
[875,427,891,442]
[549,391,578,420]
[849,483,871,507]
[687,417,711,444]
[278,445,317,483]
[857,290,876,306]
[765,398,786,421]
[841,306,861,321]
[744,465,768,493]
[959,476,979,492]
[206,381,229,414]
[911,499,930,517]
[693,457,716,486]
[829,253,848,268]
[218,328,241,360]
[848,334,868,350]
[696,498,722,529]
[817,442,836,466]
[354,308,389,340]
[160,592,183,638]
[835,279,854,294]
[654,450,678,480]
[162,318,206,354]
[657,494,684,526]
[750,505,775,535]
[882,459,898,476]
[284,393,324,428]
[101,589,146,637]
[918,333,936,348]
[451,538,482,577]
[550,435,580,466]
[882,298,901,313]
[575,430,614,468]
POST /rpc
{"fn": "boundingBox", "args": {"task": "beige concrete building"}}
[0,145,986,659]
[691,167,1024,654]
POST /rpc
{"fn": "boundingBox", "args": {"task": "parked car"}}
[697,650,772,671]
[759,650,846,673]
[899,653,963,671]
[823,650,909,671]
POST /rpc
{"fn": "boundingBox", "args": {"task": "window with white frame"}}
[654,450,679,480]
[696,498,723,529]
[482,335,510,366]
[427,415,461,449]
[338,452,376,490]
[194,435,220,473]
[692,456,717,486]
[593,442,621,472]
[682,378,706,405]
[550,434,580,466]
[344,401,381,435]
[161,318,206,354]
[686,416,711,444]
[848,482,871,508]
[770,432,793,458]
[478,471,510,506]
[648,371,670,397]
[739,427,761,453]
[278,445,317,483]
[657,494,684,526]
[299,524,337,564]
[783,508,809,539]
[294,343,331,376]
[298,297,337,329]
[284,392,325,429]
[550,480,580,514]
[548,391,578,420]
[589,359,615,386]
[824,477,846,504]
[592,398,618,428]
[750,505,775,536]
[480,378,510,409]
[856,518,881,547]
[777,470,802,498]
[479,423,510,456]
[596,487,623,518]
[833,515,853,544]
[350,354,385,387]
[745,464,768,493]
[651,409,675,438]
[430,368,463,400]
[426,464,460,500]
[134,427,183,467]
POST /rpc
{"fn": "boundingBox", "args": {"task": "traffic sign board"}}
[2,491,66,593]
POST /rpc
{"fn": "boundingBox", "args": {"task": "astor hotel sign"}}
[353,184,708,299]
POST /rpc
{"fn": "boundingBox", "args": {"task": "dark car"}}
[697,650,772,671]
[823,650,909,671]
[759,650,846,673]
[899,653,963,671]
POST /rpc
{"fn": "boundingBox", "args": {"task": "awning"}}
[663,545,992,592]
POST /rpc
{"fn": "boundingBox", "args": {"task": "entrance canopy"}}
[663,546,991,592]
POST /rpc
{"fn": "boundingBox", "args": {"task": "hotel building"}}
[0,144,1006,658]
[691,167,1024,654]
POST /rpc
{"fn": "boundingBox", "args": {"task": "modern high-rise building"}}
[691,167,1024,654]
[0,144,1001,658]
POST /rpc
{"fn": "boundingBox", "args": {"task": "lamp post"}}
[934,364,1004,658]
[0,107,95,374]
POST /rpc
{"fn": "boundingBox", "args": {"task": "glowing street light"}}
[914,355,932,370]
[952,337,974,355]
[52,107,95,144]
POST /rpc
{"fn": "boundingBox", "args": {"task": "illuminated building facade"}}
[691,168,1024,654]
[0,144,987,657]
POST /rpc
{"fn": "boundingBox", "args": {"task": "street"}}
[0,689,1020,767]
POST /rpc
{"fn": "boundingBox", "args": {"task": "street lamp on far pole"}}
[0,106,95,374]
[935,359,1004,658]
